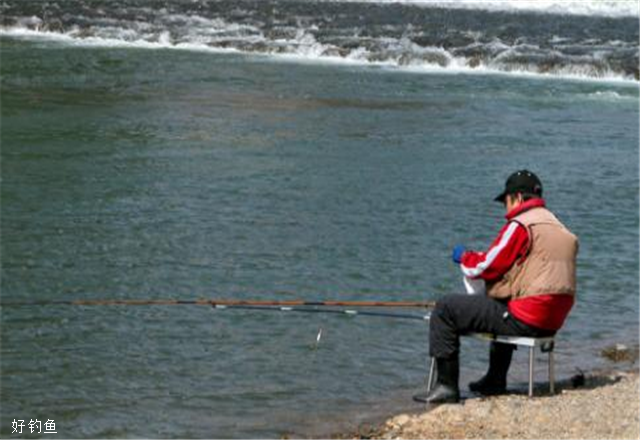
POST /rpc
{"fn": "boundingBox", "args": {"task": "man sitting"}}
[414,170,578,404]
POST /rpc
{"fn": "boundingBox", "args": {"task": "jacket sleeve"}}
[460,221,530,281]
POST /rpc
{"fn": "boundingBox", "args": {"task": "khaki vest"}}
[487,207,578,300]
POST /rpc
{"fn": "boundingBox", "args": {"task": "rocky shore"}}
[371,369,639,440]
[330,341,639,440]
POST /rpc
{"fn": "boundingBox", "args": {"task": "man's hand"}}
[452,245,466,264]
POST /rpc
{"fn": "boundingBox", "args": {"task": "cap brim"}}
[494,192,507,203]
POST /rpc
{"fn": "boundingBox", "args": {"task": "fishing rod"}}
[0,298,435,321]
[0,298,436,308]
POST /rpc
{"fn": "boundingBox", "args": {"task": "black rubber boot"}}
[413,357,460,404]
[469,342,514,395]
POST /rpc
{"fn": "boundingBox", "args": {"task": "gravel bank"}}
[376,370,639,439]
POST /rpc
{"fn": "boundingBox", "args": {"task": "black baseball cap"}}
[494,170,543,203]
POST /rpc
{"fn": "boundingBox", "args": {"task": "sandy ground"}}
[374,370,639,439]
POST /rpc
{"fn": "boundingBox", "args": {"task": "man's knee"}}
[431,294,465,331]
[432,295,454,320]
[434,294,471,315]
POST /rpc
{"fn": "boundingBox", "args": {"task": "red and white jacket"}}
[459,199,573,331]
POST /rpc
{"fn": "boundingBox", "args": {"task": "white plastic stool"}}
[427,333,556,398]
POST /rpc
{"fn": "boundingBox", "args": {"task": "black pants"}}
[429,294,555,358]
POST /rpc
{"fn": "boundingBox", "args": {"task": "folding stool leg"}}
[528,346,535,397]
[427,357,437,392]
[549,349,555,395]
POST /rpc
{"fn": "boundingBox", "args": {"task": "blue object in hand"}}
[452,245,466,264]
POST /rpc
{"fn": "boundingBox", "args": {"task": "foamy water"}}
[1,0,638,82]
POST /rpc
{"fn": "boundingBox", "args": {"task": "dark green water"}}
[1,37,638,438]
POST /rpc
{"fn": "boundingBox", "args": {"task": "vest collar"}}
[506,198,546,220]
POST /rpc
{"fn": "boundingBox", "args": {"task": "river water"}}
[1,1,638,438]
